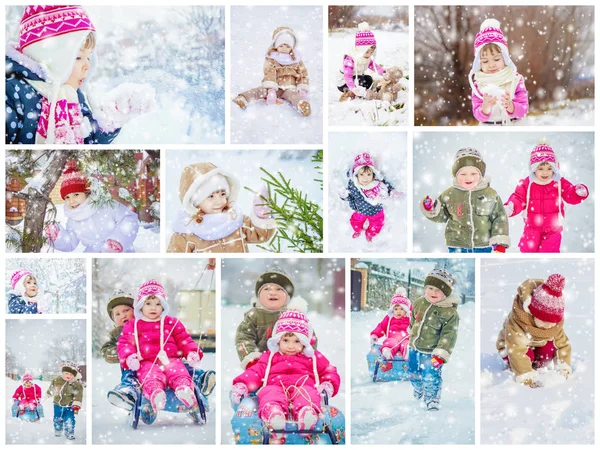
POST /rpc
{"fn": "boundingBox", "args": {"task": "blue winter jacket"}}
[5,54,120,145]
[7,292,38,314]
[342,169,395,216]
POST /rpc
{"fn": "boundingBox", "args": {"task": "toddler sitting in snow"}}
[408,268,460,411]
[339,152,403,242]
[43,161,140,253]
[504,142,589,253]
[496,274,571,388]
[12,371,42,416]
[232,26,311,117]
[7,269,51,314]
[46,362,84,440]
[469,18,528,125]
[370,287,411,360]
[168,162,277,253]
[420,148,510,253]
[6,5,154,145]
[231,307,340,443]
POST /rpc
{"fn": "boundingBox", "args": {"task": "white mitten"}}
[37,293,52,314]
[575,184,588,197]
[157,350,170,366]
[504,202,514,216]
[339,188,349,200]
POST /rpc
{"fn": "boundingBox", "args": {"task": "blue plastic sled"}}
[231,392,345,445]
[11,403,44,422]
[367,343,410,382]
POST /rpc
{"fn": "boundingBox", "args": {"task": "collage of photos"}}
[2,2,597,448]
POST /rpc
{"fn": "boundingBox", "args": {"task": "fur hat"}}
[272,26,297,50]
[179,162,239,216]
[106,289,135,321]
[529,142,561,179]
[135,280,169,319]
[529,274,565,323]
[388,287,412,316]
[254,266,295,299]
[355,22,376,50]
[22,371,33,383]
[267,299,313,357]
[424,268,455,297]
[452,148,486,177]
[60,160,89,199]
[10,269,33,293]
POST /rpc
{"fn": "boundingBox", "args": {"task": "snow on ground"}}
[328,133,408,253]
[516,99,594,126]
[91,354,216,445]
[351,303,474,445]
[6,379,87,445]
[220,305,346,444]
[329,28,409,127]
[230,6,323,145]
[480,259,594,445]
[413,132,595,253]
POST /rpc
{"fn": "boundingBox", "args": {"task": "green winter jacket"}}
[100,326,123,364]
[47,376,84,408]
[420,178,510,249]
[409,295,460,362]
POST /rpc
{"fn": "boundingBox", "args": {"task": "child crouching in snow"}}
[7,269,51,314]
[232,27,311,117]
[370,287,411,360]
[12,371,42,416]
[44,161,140,253]
[496,274,571,388]
[408,269,460,411]
[46,362,84,440]
[231,307,340,443]
[6,5,155,145]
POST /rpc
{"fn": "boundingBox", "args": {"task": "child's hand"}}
[493,244,507,253]
[575,184,588,197]
[126,354,140,371]
[481,93,497,115]
[115,83,156,116]
[370,334,379,344]
[500,90,514,113]
[504,202,514,216]
[231,383,248,405]
[44,223,60,242]
[186,352,202,369]
[72,405,81,414]
[266,89,277,105]
[422,196,436,211]
[105,239,123,253]
[338,188,349,200]
[352,86,367,98]
[390,190,405,200]
[430,356,445,369]
[253,186,272,219]
[317,381,334,399]
[560,365,571,380]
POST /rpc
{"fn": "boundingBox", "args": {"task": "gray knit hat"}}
[255,266,295,298]
[424,268,456,297]
[452,148,486,177]
[106,289,135,320]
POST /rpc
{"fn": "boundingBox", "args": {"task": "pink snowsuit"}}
[13,384,42,410]
[506,177,588,253]
[371,315,410,359]
[232,350,341,420]
[472,75,529,123]
[342,55,385,90]
[118,315,201,400]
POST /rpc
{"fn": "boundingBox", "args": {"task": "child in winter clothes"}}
[46,363,84,440]
[408,268,460,411]
[339,152,403,242]
[12,371,42,415]
[6,5,154,145]
[370,287,411,360]
[469,18,529,125]
[336,22,385,101]
[117,280,204,414]
[231,308,340,440]
[496,274,571,388]
[43,160,140,253]
[235,266,318,369]
[421,148,510,253]
[232,27,311,117]
[7,269,51,314]
[505,143,589,253]
[168,162,277,253]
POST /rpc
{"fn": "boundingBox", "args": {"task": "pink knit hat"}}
[135,280,169,319]
[529,274,566,324]
[388,287,412,316]
[22,371,33,383]
[60,161,89,199]
[352,152,377,176]
[11,269,33,293]
[529,143,560,176]
[355,22,376,50]
[267,300,313,357]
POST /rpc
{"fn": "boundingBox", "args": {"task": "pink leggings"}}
[381,332,409,359]
[258,384,321,421]
[350,210,385,239]
[519,227,562,253]
[137,358,194,400]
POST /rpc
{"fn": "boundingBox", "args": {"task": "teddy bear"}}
[366,66,405,107]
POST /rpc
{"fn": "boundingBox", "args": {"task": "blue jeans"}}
[53,404,76,436]
[114,368,140,398]
[408,349,443,404]
[448,246,492,253]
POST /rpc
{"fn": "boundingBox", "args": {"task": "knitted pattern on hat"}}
[530,274,565,323]
[424,268,456,297]
[530,143,558,169]
[255,266,295,298]
[107,289,135,320]
[473,18,507,51]
[61,361,80,378]
[352,152,377,175]
[22,371,33,382]
[11,269,32,290]
[60,160,88,199]
[267,306,314,357]
[389,286,412,315]
[135,279,169,318]
[355,22,376,48]
[452,147,486,177]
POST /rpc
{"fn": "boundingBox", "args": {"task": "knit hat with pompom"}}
[529,274,566,323]
[60,160,89,199]
[388,286,412,316]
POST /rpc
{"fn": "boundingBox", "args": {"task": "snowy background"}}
[165,150,323,253]
[414,5,595,126]
[351,258,474,444]
[5,258,86,314]
[220,258,345,444]
[329,6,409,126]
[480,258,594,444]
[328,133,407,253]
[5,6,225,144]
[230,6,323,144]
[413,132,595,253]
[91,258,216,444]
[6,319,87,444]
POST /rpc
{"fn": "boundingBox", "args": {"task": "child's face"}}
[198,189,228,214]
[141,295,163,320]
[258,283,288,311]
[363,45,376,58]
[357,168,374,186]
[24,275,38,298]
[480,47,506,74]
[62,372,74,381]
[425,286,446,304]
[456,166,481,190]
[66,47,92,90]
[534,163,554,183]
[112,304,134,327]
[393,304,406,318]
[24,380,33,388]
[279,333,304,356]
[533,317,557,329]
[276,43,292,54]
[64,192,88,210]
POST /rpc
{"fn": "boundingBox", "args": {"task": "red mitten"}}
[431,356,445,369]
[72,405,81,414]
[493,244,506,253]
[422,196,435,211]
[44,223,60,242]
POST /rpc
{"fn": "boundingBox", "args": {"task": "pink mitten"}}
[126,354,140,371]
[105,239,123,253]
[266,89,277,105]
[317,381,334,399]
[186,352,202,369]
[44,223,60,242]
[575,184,588,198]
[253,186,272,219]
[370,334,379,344]
[231,383,248,405]
[390,190,405,200]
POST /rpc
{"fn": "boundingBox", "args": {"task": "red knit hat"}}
[529,274,565,323]
[60,160,88,199]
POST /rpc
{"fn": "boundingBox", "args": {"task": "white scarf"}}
[172,204,245,241]
[64,198,96,222]
[474,67,519,125]
[267,50,303,65]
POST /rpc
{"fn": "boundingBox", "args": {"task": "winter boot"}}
[297,406,318,430]
[150,389,166,412]
[352,231,361,239]
[232,95,248,110]
[175,386,197,409]
[366,234,374,242]
[297,100,311,117]
[200,370,217,397]
[107,389,136,412]
[381,347,393,360]
[426,400,440,411]
[66,434,75,440]
[55,430,62,437]
[413,389,423,401]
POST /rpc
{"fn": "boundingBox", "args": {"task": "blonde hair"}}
[480,43,502,58]
[82,32,96,50]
